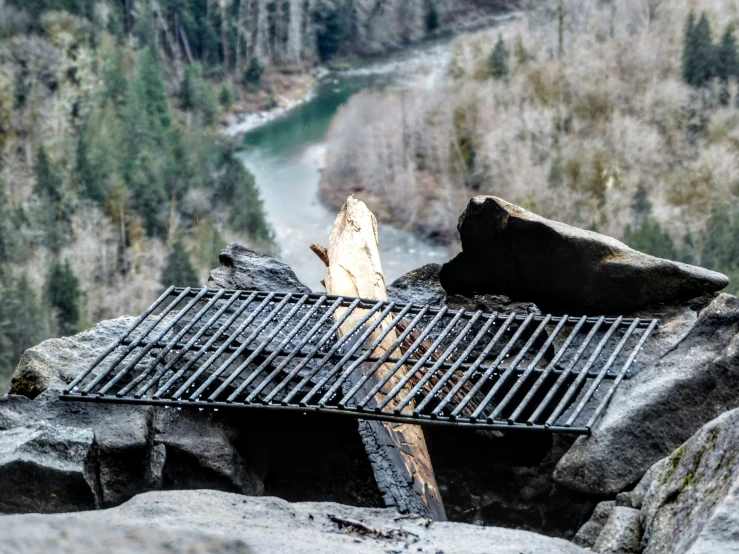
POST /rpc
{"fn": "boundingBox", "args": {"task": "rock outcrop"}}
[0,489,588,554]
[577,407,739,554]
[554,293,739,496]
[440,196,729,315]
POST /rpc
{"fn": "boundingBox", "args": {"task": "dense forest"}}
[321,0,739,295]
[0,0,278,390]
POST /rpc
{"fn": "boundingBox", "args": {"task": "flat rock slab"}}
[440,196,729,315]
[0,490,588,554]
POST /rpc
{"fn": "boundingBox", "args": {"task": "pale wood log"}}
[312,195,446,521]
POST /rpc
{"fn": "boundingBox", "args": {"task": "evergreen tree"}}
[243,56,265,90]
[700,205,739,272]
[75,130,107,204]
[45,259,81,337]
[682,12,716,87]
[679,233,697,266]
[716,24,739,81]
[135,48,172,131]
[427,3,440,32]
[622,185,676,260]
[490,35,510,80]
[129,150,168,238]
[218,158,272,242]
[160,238,199,288]
[314,4,346,61]
[219,85,234,109]
[0,179,12,270]
[623,218,676,260]
[34,145,63,204]
[4,274,46,367]
[180,63,202,111]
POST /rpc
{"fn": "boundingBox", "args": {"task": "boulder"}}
[439,196,728,315]
[572,501,615,549]
[387,263,447,306]
[207,243,311,293]
[554,293,739,496]
[592,507,642,553]
[0,489,590,554]
[9,316,135,399]
[0,422,99,513]
[636,407,739,554]
[0,392,154,507]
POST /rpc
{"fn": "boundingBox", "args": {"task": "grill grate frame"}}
[61,287,658,435]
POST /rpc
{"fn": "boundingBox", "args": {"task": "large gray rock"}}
[439,196,729,315]
[554,293,739,496]
[9,316,135,399]
[0,489,589,554]
[154,407,263,496]
[387,263,447,306]
[0,392,153,507]
[572,501,615,549]
[635,407,739,554]
[207,243,311,293]
[0,422,99,513]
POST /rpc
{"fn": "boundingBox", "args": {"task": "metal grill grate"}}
[61,287,658,435]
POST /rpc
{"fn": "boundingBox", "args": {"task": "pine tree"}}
[45,259,81,337]
[5,274,46,366]
[135,48,172,131]
[129,150,168,239]
[490,35,510,80]
[219,85,234,109]
[243,56,265,90]
[682,12,716,87]
[427,3,440,32]
[75,130,107,204]
[631,183,652,223]
[180,63,202,111]
[622,185,676,260]
[160,238,200,288]
[34,145,63,204]
[219,158,272,242]
[716,24,739,82]
[700,205,739,272]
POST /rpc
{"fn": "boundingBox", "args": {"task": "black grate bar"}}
[65,286,177,393]
[244,296,330,402]
[585,318,658,428]
[81,287,192,394]
[426,313,499,416]
[379,308,466,413]
[61,289,657,435]
[135,291,247,397]
[527,316,601,424]
[152,292,260,399]
[304,302,399,406]
[172,292,287,400]
[451,313,535,418]
[118,290,229,396]
[261,297,347,403]
[319,303,415,407]
[99,289,211,396]
[356,307,450,410]
[339,306,429,408]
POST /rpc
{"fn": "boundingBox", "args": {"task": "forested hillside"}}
[0,1,275,391]
[321,0,739,294]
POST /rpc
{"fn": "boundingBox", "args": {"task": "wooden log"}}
[312,195,447,521]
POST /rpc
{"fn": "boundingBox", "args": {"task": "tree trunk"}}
[312,195,446,521]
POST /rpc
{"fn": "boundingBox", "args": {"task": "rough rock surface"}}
[387,263,447,306]
[0,422,98,513]
[0,391,154,507]
[636,408,739,554]
[554,293,739,496]
[9,316,135,398]
[572,501,615,549]
[0,490,588,554]
[592,506,642,553]
[440,196,729,315]
[207,243,311,293]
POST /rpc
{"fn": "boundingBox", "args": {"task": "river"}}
[237,39,462,291]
